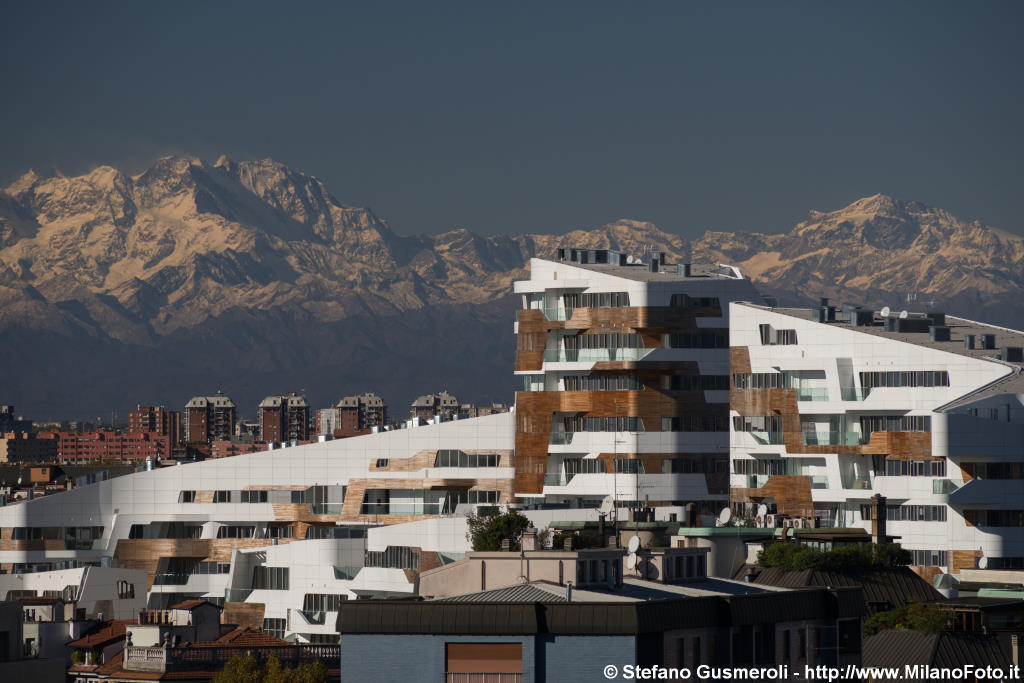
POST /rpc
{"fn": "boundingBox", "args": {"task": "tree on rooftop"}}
[466,508,531,551]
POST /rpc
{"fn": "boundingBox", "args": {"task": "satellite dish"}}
[626,553,637,570]
[880,306,891,318]
[757,504,768,518]
[979,556,988,569]
[899,310,909,320]
[627,535,641,553]
[718,508,732,526]
[598,496,614,515]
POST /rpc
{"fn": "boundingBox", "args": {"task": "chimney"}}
[677,263,691,277]
[521,528,537,552]
[565,581,573,603]
[871,493,887,545]
[1012,634,1022,669]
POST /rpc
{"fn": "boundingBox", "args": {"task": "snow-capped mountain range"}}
[2,156,1020,417]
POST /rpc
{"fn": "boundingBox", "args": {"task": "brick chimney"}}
[521,528,537,552]
[871,493,887,545]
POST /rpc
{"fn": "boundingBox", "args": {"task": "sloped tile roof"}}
[863,630,1011,672]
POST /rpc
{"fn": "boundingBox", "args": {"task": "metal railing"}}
[224,588,252,602]
[933,479,962,494]
[549,432,574,445]
[809,475,829,489]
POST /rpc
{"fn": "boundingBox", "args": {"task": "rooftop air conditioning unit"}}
[791,518,806,529]
[765,514,780,528]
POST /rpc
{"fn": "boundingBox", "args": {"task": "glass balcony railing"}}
[516,307,573,322]
[839,387,870,401]
[297,610,326,625]
[224,588,252,602]
[549,432,574,445]
[360,502,444,515]
[744,474,769,488]
[795,388,830,402]
[745,431,786,445]
[809,475,829,489]
[309,503,344,515]
[802,431,866,446]
[333,566,361,580]
[543,473,577,487]
[543,348,653,363]
[841,475,874,490]
[152,573,191,586]
[933,479,962,494]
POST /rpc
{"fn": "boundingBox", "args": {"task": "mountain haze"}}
[1,157,1019,418]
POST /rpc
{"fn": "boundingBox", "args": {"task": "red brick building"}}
[258,392,309,442]
[38,431,170,462]
[128,405,181,443]
[183,392,236,443]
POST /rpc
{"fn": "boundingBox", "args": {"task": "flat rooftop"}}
[547,248,743,282]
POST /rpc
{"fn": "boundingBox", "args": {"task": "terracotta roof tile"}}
[208,627,289,646]
[67,619,132,648]
[170,599,219,610]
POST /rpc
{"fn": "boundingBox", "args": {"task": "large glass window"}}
[252,566,290,590]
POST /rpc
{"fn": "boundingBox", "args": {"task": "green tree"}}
[211,655,262,683]
[758,542,910,570]
[292,660,329,683]
[466,508,532,551]
[263,654,291,683]
[863,603,949,636]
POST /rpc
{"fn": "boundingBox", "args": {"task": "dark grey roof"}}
[338,587,863,635]
[433,583,568,603]
[739,566,941,609]
[863,631,1011,674]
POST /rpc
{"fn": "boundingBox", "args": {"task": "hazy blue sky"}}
[2,1,1021,238]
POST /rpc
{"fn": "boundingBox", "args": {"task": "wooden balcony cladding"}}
[952,549,982,572]
[730,346,752,375]
[730,387,933,458]
[514,306,725,372]
[731,475,815,518]
[514,378,727,494]
[112,537,303,590]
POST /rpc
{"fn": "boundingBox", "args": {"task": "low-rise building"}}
[36,431,170,463]
[0,432,58,463]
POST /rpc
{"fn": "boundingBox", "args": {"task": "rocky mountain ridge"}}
[1,156,1020,417]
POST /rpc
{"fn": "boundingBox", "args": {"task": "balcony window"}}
[213,490,231,503]
[239,490,268,503]
[252,566,289,590]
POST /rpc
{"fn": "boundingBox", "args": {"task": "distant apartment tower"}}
[0,405,32,434]
[259,392,310,442]
[183,391,236,443]
[128,405,181,443]
[513,248,760,517]
[410,391,459,421]
[332,392,388,437]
